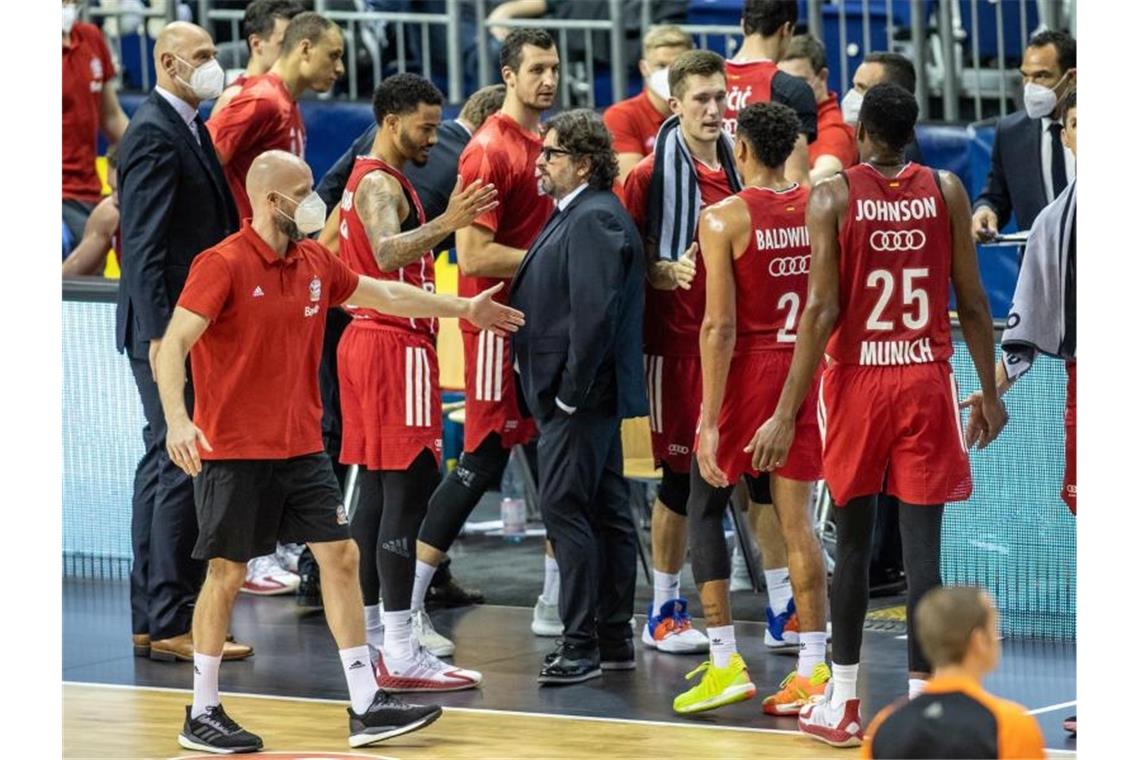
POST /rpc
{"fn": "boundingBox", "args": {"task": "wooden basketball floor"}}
[63,578,1077,758]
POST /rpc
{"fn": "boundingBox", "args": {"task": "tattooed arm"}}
[355,171,498,273]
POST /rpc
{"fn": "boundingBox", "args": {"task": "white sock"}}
[908,678,927,700]
[339,645,378,714]
[191,652,222,719]
[798,631,827,677]
[707,624,737,668]
[382,609,415,663]
[411,560,436,612]
[364,604,384,649]
[831,663,859,706]
[652,570,681,612]
[541,554,560,605]
[764,568,793,613]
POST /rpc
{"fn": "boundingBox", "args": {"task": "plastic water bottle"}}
[500,461,527,544]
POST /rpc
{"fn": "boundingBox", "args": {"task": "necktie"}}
[190,114,204,146]
[1049,121,1067,198]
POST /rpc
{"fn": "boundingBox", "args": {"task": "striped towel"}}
[644,114,742,261]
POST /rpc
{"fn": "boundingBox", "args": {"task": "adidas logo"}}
[381,537,411,558]
[252,285,265,298]
[348,660,366,670]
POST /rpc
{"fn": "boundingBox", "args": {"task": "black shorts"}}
[192,452,350,563]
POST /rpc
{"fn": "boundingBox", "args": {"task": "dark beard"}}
[400,130,429,167]
[277,215,303,241]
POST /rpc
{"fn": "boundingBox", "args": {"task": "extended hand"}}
[744,414,795,472]
[697,426,729,488]
[444,175,499,230]
[673,242,698,290]
[166,418,213,477]
[960,392,1008,450]
[467,282,525,336]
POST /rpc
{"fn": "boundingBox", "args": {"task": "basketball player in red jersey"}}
[749,83,1007,747]
[722,0,821,642]
[337,74,498,693]
[623,49,747,657]
[208,11,344,220]
[673,102,829,716]
[422,29,562,637]
[723,0,817,186]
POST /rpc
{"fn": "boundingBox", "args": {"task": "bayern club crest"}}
[309,277,321,302]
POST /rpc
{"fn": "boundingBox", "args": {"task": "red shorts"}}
[820,361,972,506]
[697,351,822,484]
[645,354,702,473]
[1063,361,1076,514]
[461,329,536,452]
[338,321,443,471]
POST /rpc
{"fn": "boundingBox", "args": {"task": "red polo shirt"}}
[809,92,858,169]
[62,22,115,202]
[177,222,360,460]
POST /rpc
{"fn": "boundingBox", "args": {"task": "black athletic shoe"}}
[178,705,263,754]
[599,638,636,671]
[538,644,602,685]
[425,578,485,608]
[348,689,443,748]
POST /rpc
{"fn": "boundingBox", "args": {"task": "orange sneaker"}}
[761,663,831,716]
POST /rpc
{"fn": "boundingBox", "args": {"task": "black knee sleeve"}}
[686,460,735,585]
[744,473,772,505]
[830,495,877,666]
[657,462,691,516]
[375,451,440,610]
[418,434,511,552]
[899,501,944,674]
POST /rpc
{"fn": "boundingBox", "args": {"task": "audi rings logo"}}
[870,229,926,251]
[768,256,810,277]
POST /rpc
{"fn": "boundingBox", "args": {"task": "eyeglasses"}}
[540,146,573,162]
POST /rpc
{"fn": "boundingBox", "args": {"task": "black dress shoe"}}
[538,645,601,685]
[425,578,485,608]
[599,638,635,671]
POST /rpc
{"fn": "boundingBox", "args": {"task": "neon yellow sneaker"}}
[761,662,831,716]
[672,653,757,714]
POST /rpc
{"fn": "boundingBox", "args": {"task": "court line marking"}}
[63,680,1078,752]
[1027,700,1077,716]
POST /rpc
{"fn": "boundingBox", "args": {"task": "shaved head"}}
[154,22,217,100]
[246,149,313,203]
[247,150,315,241]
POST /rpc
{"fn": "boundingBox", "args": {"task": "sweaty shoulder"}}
[701,193,748,227]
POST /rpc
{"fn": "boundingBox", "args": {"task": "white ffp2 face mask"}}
[277,192,328,236]
[648,67,671,100]
[62,4,78,35]
[1023,82,1059,119]
[841,88,863,125]
[175,56,225,101]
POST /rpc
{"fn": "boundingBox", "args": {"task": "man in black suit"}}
[116,21,250,662]
[973,30,1076,240]
[510,109,648,684]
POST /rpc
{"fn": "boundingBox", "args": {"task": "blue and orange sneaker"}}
[765,598,800,650]
[641,599,709,654]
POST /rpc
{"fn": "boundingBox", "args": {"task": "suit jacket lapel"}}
[152,92,231,211]
[513,189,595,295]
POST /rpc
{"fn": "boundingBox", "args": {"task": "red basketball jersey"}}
[723,59,777,138]
[826,162,953,366]
[733,183,812,352]
[338,156,437,337]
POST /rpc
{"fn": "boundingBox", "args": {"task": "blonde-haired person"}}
[861,587,1045,759]
[602,25,694,183]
